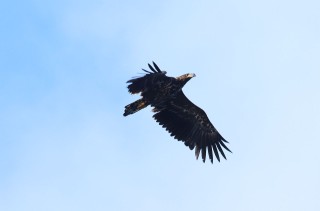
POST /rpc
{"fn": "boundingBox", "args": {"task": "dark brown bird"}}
[124,62,231,163]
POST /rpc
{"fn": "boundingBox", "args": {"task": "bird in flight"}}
[123,62,231,163]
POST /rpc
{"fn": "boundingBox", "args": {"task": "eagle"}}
[123,62,231,163]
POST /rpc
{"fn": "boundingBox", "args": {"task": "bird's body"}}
[124,62,231,163]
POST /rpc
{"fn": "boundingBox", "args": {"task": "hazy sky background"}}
[1,0,320,210]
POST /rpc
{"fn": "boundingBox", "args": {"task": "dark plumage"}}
[123,62,231,163]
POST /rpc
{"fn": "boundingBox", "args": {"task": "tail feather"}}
[123,99,149,116]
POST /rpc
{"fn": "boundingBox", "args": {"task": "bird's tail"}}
[123,99,149,116]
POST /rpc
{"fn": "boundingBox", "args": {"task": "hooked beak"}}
[188,73,196,78]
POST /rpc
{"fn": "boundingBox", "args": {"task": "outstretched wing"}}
[127,62,167,94]
[153,91,231,163]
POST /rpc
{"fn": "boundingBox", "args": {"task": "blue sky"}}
[1,0,320,210]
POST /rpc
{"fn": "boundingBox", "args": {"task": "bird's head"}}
[187,73,196,78]
[176,73,196,82]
